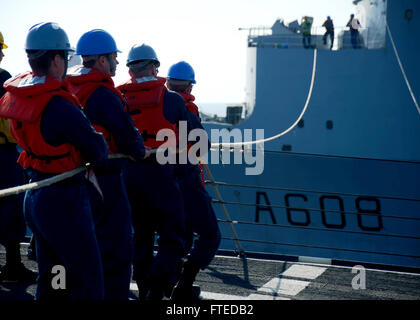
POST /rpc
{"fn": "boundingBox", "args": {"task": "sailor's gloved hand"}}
[143,146,152,159]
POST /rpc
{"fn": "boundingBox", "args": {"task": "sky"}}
[1,0,356,109]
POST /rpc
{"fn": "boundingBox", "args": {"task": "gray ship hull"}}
[202,0,420,269]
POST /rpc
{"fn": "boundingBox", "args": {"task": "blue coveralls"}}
[123,89,203,295]
[25,96,108,300]
[0,142,26,246]
[175,138,221,271]
[351,29,359,49]
[83,86,146,300]
[0,70,26,248]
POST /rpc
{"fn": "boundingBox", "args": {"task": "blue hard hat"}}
[25,22,73,51]
[167,61,196,84]
[76,29,121,55]
[126,43,160,67]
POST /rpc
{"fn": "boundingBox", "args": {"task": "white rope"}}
[0,153,136,199]
[211,48,318,148]
[0,48,318,198]
[0,166,88,198]
[0,148,164,198]
[386,23,420,116]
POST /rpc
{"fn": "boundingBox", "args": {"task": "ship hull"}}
[203,150,420,268]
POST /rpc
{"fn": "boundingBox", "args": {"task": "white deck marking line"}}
[281,264,327,280]
[199,291,248,300]
[130,283,291,300]
[130,264,325,299]
[257,278,310,296]
[256,264,326,296]
[200,291,290,301]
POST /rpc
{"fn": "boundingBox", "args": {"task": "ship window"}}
[405,9,413,22]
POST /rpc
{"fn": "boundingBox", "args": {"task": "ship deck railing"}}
[246,26,386,50]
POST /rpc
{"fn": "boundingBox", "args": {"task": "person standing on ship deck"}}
[0,31,37,283]
[117,44,204,300]
[322,16,335,50]
[0,22,109,300]
[301,16,313,49]
[166,61,220,301]
[347,14,362,49]
[66,29,149,300]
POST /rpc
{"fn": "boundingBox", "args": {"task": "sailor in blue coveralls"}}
[118,44,205,300]
[0,22,109,299]
[66,30,148,300]
[0,32,37,283]
[166,61,221,301]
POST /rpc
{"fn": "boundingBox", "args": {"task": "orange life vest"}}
[0,72,84,173]
[66,66,126,153]
[118,77,177,149]
[173,91,201,145]
[175,91,205,186]
[177,92,200,121]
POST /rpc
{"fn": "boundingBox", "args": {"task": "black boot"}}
[136,278,150,301]
[171,260,201,302]
[164,258,185,298]
[145,282,165,301]
[0,241,37,283]
[145,275,168,301]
